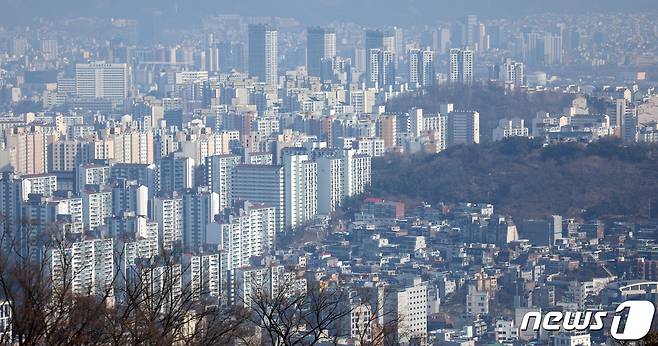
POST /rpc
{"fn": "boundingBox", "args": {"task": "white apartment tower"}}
[191,252,225,302]
[449,48,474,85]
[76,163,110,193]
[282,150,317,229]
[205,155,241,212]
[220,202,276,269]
[20,174,57,200]
[52,238,115,297]
[153,195,184,251]
[409,49,435,88]
[81,188,112,230]
[316,155,343,215]
[343,148,371,198]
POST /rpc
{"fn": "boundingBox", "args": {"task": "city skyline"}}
[0,1,656,345]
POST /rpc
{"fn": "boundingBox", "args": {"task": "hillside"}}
[370,138,658,220]
[385,85,606,139]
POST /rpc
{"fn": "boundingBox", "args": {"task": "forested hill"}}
[370,138,658,220]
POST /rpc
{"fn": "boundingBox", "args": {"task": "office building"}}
[448,111,480,146]
[365,30,384,78]
[75,61,129,101]
[232,165,285,233]
[518,215,563,246]
[463,15,479,48]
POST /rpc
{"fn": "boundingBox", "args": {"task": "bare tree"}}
[244,274,353,346]
[0,218,251,345]
[328,286,403,346]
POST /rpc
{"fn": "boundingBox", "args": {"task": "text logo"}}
[520,301,655,341]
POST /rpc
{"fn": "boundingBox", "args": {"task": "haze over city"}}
[0,1,655,345]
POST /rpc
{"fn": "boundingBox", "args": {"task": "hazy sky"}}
[1,0,657,26]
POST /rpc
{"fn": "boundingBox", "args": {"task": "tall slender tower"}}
[449,48,474,85]
[307,27,336,78]
[365,30,384,80]
[248,24,278,85]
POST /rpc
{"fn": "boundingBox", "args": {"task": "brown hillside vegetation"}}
[370,137,658,220]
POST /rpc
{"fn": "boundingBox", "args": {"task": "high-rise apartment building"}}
[316,154,343,215]
[501,59,525,87]
[108,130,154,164]
[154,195,183,251]
[190,252,225,302]
[220,201,276,269]
[342,148,371,198]
[50,140,91,172]
[248,24,278,85]
[111,180,149,217]
[449,48,474,85]
[282,149,317,229]
[5,125,49,175]
[182,187,219,252]
[51,238,115,297]
[20,174,57,200]
[409,49,435,88]
[205,155,241,212]
[76,163,110,193]
[307,27,336,78]
[159,153,195,193]
[81,186,112,230]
